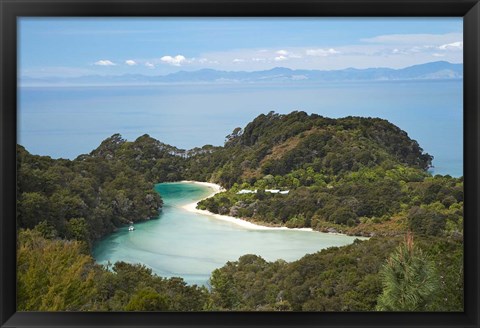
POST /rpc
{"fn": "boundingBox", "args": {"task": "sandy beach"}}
[179,180,314,232]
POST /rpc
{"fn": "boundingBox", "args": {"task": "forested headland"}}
[16,111,463,311]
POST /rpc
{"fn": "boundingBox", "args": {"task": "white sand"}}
[179,180,314,232]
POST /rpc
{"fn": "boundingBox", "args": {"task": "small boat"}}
[128,225,135,231]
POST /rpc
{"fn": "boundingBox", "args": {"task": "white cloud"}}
[160,55,187,66]
[438,41,463,50]
[125,60,137,66]
[288,53,303,59]
[361,33,462,45]
[136,33,462,72]
[145,62,155,68]
[272,50,302,61]
[94,60,116,66]
[306,48,339,57]
[194,57,218,64]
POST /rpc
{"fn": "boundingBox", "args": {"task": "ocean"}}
[18,80,463,177]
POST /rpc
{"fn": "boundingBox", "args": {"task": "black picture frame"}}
[1,0,479,327]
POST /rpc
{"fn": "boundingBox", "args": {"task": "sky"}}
[19,18,463,78]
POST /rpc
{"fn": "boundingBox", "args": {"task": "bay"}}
[92,182,363,286]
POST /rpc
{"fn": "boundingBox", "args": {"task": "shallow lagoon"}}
[93,182,363,286]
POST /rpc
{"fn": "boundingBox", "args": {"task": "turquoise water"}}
[93,182,363,286]
[18,80,462,177]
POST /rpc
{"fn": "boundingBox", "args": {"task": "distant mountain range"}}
[21,61,462,86]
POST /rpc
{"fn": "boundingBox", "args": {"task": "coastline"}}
[179,180,314,232]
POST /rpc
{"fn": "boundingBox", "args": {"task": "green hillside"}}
[16,111,463,312]
[186,111,433,186]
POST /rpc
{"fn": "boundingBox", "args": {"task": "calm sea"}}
[93,182,363,286]
[18,80,463,177]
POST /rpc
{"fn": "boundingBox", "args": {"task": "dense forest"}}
[16,111,463,311]
[195,111,462,237]
[17,142,163,248]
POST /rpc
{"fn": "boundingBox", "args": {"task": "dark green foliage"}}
[408,175,464,205]
[183,111,433,188]
[200,165,462,237]
[65,218,89,242]
[377,233,439,311]
[407,206,446,236]
[125,287,169,311]
[17,144,163,246]
[209,236,462,312]
[209,255,289,311]
[190,112,461,236]
[93,261,209,311]
[17,229,208,311]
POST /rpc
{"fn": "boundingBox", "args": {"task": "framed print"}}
[1,0,479,327]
